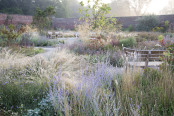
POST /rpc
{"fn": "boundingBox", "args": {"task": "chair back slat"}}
[123,47,168,68]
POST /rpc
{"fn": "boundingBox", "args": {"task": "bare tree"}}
[168,0,174,14]
[110,0,132,16]
[160,0,174,14]
[128,0,152,16]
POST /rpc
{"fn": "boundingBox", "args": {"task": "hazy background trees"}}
[160,0,174,14]
[109,0,132,17]
[0,0,80,18]
[0,0,173,17]
[109,0,153,16]
[109,0,174,16]
[128,0,152,16]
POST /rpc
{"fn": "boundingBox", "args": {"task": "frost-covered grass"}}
[0,38,174,116]
[0,48,88,115]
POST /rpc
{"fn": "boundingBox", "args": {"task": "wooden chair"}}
[74,32,79,38]
[47,32,53,38]
[55,32,59,38]
[48,31,58,39]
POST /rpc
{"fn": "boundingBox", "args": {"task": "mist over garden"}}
[0,0,174,115]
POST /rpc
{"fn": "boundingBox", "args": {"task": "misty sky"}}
[78,0,170,14]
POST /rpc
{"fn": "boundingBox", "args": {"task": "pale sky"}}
[78,0,111,5]
[147,0,169,14]
[77,0,170,14]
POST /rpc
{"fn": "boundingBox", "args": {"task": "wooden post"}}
[123,47,128,71]
[126,56,128,71]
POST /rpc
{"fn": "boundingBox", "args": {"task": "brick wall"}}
[116,15,174,28]
[52,18,80,30]
[0,13,33,25]
[0,13,174,30]
[0,14,7,24]
[52,15,174,30]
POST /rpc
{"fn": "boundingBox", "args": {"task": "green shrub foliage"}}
[120,37,136,48]
[136,15,160,31]
[79,0,120,33]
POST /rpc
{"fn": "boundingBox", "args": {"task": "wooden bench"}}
[123,47,167,69]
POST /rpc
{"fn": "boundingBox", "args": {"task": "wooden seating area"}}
[47,31,63,39]
[47,31,79,39]
[123,47,167,68]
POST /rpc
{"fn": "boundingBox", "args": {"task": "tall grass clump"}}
[76,22,92,42]
[0,49,48,114]
[49,60,122,115]
[112,67,174,115]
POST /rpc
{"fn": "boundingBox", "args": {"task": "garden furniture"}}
[123,47,167,69]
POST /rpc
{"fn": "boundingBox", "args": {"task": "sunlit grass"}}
[0,33,174,115]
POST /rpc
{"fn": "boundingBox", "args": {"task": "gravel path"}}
[58,37,80,45]
[35,37,79,58]
[35,47,58,58]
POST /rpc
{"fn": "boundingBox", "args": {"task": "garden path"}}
[35,37,80,58]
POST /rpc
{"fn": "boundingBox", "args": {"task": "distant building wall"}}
[116,15,174,28]
[52,18,80,30]
[0,13,33,25]
[0,13,174,30]
[52,15,174,30]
